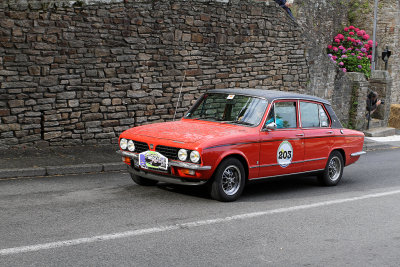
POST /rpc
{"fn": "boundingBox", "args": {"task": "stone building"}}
[0,0,399,148]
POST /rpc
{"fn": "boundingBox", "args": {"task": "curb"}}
[0,162,126,179]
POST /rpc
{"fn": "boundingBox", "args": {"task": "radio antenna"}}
[173,71,186,121]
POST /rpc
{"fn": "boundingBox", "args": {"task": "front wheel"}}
[130,173,158,186]
[210,158,246,202]
[318,151,344,186]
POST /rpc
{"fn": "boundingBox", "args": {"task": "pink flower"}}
[359,53,364,56]
[349,26,355,30]
[339,45,344,50]
[327,45,333,49]
[357,56,362,60]
[363,34,370,40]
[333,47,338,52]
[344,27,349,32]
[339,62,344,66]
[367,55,372,59]
[335,38,341,43]
[349,32,355,36]
[355,28,360,32]
[357,31,363,36]
[341,55,348,58]
[342,68,347,73]
[368,40,373,45]
[332,56,337,60]
[361,48,367,53]
[337,34,345,40]
[351,53,355,56]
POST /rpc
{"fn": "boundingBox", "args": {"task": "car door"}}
[299,101,334,172]
[258,100,305,179]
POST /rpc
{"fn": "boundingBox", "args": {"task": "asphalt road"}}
[1,149,400,266]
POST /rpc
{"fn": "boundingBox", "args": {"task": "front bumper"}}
[127,166,207,186]
[116,150,212,170]
[117,150,211,186]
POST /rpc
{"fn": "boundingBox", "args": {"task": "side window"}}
[319,105,330,127]
[300,102,330,128]
[266,101,297,129]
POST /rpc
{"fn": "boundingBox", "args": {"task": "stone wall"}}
[0,0,398,148]
[0,0,309,147]
[339,0,400,103]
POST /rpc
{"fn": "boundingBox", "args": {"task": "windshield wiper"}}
[224,120,254,126]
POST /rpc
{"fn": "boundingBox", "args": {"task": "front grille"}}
[134,140,149,153]
[156,145,179,160]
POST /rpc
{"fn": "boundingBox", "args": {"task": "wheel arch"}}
[212,153,249,182]
[331,148,346,166]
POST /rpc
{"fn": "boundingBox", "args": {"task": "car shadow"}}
[153,174,346,202]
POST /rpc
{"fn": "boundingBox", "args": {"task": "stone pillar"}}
[369,70,393,126]
[345,72,369,130]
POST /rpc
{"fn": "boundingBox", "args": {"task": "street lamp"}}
[381,46,392,70]
[371,0,378,71]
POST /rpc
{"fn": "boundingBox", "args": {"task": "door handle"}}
[296,133,304,137]
[327,131,334,134]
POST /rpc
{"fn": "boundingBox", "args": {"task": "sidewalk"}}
[0,136,399,180]
[0,144,125,179]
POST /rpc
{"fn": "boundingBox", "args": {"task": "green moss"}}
[347,84,360,129]
[347,0,372,25]
[73,0,84,7]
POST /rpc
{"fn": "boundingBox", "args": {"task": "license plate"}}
[139,151,168,170]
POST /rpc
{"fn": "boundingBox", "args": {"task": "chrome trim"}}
[127,167,207,186]
[116,150,212,171]
[117,150,138,159]
[169,161,212,170]
[250,169,325,181]
[351,151,366,157]
[251,158,326,169]
[304,157,327,162]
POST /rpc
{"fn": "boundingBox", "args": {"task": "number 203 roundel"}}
[277,141,293,168]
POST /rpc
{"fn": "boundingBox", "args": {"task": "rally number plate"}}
[139,151,168,171]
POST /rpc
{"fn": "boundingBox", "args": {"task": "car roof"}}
[208,88,331,105]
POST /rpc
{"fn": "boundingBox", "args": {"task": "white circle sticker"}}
[277,141,293,168]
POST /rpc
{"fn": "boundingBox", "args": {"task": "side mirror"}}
[265,122,277,131]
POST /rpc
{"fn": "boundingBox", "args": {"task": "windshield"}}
[185,93,268,127]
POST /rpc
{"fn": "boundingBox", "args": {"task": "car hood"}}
[123,119,251,144]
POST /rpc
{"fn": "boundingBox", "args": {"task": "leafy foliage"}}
[327,26,376,79]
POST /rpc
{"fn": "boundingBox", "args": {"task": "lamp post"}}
[371,0,378,71]
[381,46,392,70]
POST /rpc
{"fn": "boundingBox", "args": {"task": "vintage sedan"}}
[117,89,365,201]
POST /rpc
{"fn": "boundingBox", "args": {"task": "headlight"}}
[190,151,200,163]
[127,140,135,152]
[120,138,128,150]
[178,149,188,161]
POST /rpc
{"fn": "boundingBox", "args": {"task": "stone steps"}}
[366,118,384,128]
[364,127,396,137]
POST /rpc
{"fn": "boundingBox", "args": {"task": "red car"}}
[117,89,365,201]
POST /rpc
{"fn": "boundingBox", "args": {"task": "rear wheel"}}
[210,158,246,202]
[318,151,344,186]
[130,173,158,186]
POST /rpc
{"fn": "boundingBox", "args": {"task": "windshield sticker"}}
[227,94,235,100]
[277,141,293,168]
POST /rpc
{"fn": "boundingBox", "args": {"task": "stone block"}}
[57,92,76,100]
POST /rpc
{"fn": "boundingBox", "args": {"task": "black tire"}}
[317,151,344,186]
[130,173,158,186]
[210,158,246,202]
